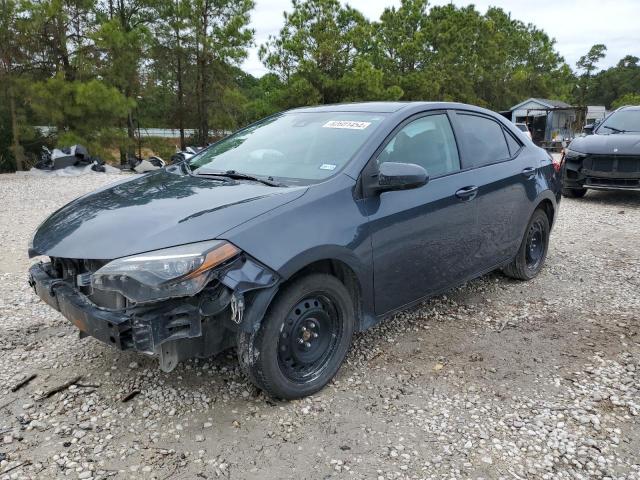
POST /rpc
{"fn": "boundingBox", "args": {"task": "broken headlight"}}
[91,240,239,303]
[563,148,587,161]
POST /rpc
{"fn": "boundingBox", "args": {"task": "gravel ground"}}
[0,172,639,480]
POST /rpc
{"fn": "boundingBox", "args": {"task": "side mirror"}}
[583,124,595,135]
[377,162,429,192]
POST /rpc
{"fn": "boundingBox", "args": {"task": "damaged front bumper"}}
[564,154,640,190]
[28,255,279,371]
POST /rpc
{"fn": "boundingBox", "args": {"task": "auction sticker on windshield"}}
[323,120,371,130]
[319,163,337,170]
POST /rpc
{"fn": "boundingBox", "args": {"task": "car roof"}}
[290,102,410,113]
[618,105,640,111]
[288,101,492,114]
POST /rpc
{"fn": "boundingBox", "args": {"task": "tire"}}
[237,273,355,400]
[503,209,550,281]
[562,187,587,198]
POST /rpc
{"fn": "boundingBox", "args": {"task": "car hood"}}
[31,168,307,260]
[570,133,640,155]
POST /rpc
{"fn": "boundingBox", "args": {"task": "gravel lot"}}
[0,172,639,480]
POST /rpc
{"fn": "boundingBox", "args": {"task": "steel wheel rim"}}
[525,219,546,270]
[277,294,342,384]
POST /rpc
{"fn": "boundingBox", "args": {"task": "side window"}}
[377,114,460,177]
[456,114,511,167]
[504,129,522,156]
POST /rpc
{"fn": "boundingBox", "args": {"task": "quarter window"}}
[377,114,460,177]
[456,114,511,167]
[504,130,522,156]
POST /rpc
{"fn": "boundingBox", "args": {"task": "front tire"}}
[237,273,355,400]
[562,187,587,198]
[503,209,550,281]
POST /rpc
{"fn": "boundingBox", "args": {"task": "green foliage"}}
[575,44,608,105]
[576,44,607,75]
[2,0,639,173]
[586,55,640,108]
[261,0,572,111]
[612,93,640,109]
[30,76,134,135]
[260,0,387,103]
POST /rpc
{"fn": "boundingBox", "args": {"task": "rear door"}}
[365,112,481,315]
[449,111,536,270]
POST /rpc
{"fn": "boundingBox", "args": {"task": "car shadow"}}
[575,189,640,206]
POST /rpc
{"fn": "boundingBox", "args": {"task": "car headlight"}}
[563,148,587,160]
[92,240,240,303]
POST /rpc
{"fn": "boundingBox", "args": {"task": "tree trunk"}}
[55,13,74,81]
[196,2,210,145]
[126,112,136,161]
[8,82,25,171]
[197,55,208,144]
[175,18,186,150]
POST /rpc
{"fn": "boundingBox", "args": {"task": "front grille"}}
[584,155,640,176]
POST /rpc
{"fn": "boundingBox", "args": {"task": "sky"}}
[241,0,640,77]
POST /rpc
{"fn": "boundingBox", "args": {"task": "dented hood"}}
[569,132,640,155]
[30,168,307,260]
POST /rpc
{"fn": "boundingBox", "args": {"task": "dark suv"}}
[563,105,640,197]
[28,102,562,399]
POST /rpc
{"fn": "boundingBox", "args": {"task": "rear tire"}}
[562,187,587,198]
[503,209,550,281]
[237,273,355,400]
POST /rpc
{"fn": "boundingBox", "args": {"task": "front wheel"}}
[562,187,587,198]
[237,273,355,400]
[503,209,550,281]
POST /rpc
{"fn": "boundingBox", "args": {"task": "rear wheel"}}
[237,273,354,400]
[562,187,587,198]
[503,209,550,281]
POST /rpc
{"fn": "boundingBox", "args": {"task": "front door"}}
[365,112,481,315]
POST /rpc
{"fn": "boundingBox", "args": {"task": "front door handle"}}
[521,167,536,178]
[455,185,478,201]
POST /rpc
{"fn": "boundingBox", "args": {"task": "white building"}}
[586,106,607,125]
[509,98,576,143]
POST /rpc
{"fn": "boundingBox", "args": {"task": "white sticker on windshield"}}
[320,163,337,170]
[323,120,371,130]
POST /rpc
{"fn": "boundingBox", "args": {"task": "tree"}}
[151,0,193,149]
[575,43,607,106]
[1,0,26,169]
[94,0,156,157]
[190,0,254,143]
[29,75,134,154]
[611,92,640,109]
[260,0,400,105]
[586,55,640,108]
[373,0,435,100]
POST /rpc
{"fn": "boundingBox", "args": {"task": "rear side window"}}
[456,114,511,168]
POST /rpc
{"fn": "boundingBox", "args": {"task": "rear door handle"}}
[455,185,478,201]
[521,167,536,178]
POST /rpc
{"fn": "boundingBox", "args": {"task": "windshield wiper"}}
[602,125,627,134]
[197,169,285,187]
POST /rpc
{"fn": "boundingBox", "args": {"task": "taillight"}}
[551,151,564,173]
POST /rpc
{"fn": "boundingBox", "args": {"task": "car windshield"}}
[516,124,528,132]
[597,109,640,133]
[189,112,387,184]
